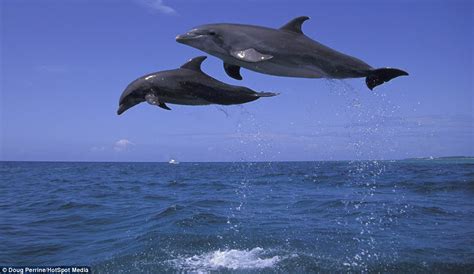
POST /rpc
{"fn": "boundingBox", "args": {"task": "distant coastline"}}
[403,156,474,161]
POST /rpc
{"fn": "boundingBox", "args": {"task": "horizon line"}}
[1,156,472,164]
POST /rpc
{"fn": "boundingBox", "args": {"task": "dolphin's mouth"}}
[117,100,142,115]
[117,104,128,115]
[176,32,205,42]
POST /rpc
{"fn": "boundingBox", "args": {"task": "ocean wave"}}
[143,194,170,201]
[166,180,188,187]
[175,212,228,227]
[190,199,230,207]
[400,180,473,193]
[153,204,185,219]
[168,247,281,271]
[58,201,103,210]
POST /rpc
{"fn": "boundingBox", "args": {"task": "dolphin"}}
[117,56,277,115]
[176,16,408,90]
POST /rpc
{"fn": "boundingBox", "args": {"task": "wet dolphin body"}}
[117,56,277,115]
[176,16,408,90]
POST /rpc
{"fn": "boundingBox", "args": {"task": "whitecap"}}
[169,247,281,271]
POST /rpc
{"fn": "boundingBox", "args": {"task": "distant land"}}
[403,156,474,161]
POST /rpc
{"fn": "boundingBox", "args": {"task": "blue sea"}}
[1,159,473,273]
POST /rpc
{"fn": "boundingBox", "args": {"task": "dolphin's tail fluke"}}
[256,92,279,97]
[366,68,408,90]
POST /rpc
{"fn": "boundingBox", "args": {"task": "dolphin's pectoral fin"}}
[158,102,172,110]
[231,48,273,63]
[280,16,310,34]
[145,93,171,110]
[223,62,242,80]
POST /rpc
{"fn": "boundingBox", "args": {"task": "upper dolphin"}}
[176,16,408,90]
[117,56,277,115]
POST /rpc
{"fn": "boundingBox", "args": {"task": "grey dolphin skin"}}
[117,56,277,115]
[176,16,408,90]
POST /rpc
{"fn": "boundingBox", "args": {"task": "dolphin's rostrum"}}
[176,16,408,90]
[117,56,277,115]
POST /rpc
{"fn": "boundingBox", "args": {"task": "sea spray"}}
[324,79,406,270]
[168,247,281,271]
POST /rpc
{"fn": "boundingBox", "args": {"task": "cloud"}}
[137,0,176,14]
[114,139,135,152]
[90,146,106,152]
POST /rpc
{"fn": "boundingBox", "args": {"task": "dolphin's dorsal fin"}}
[280,16,310,34]
[180,56,207,72]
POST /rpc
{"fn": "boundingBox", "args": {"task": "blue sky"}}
[1,0,472,162]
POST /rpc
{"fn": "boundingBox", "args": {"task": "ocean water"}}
[1,159,473,273]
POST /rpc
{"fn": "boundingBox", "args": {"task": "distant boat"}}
[168,159,179,165]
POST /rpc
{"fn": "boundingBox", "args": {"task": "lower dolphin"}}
[117,56,277,115]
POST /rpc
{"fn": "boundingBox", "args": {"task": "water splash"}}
[221,105,276,235]
[168,247,281,271]
[324,79,406,270]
